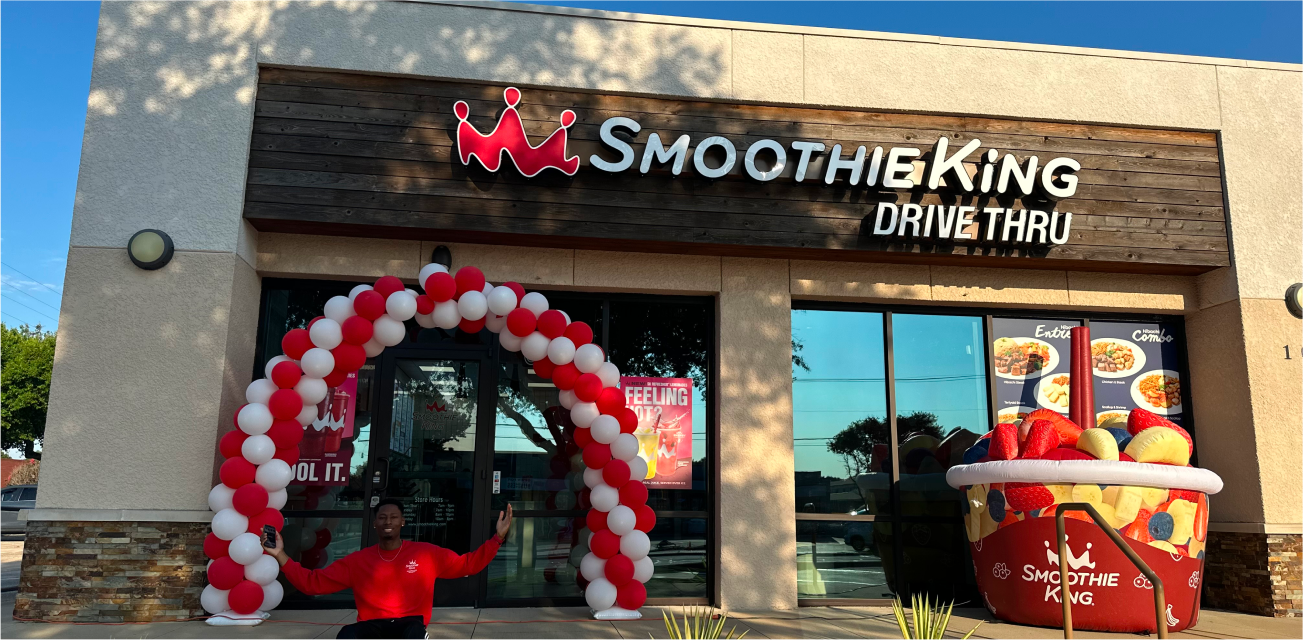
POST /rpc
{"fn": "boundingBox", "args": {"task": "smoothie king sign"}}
[622,377,693,489]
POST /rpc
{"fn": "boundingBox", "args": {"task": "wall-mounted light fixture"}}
[431,245,452,269]
[1286,283,1303,319]
[128,229,174,270]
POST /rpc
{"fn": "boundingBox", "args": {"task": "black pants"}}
[336,615,428,639]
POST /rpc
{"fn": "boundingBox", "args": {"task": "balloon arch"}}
[202,262,654,622]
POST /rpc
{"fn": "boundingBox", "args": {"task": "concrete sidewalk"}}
[3,591,1300,639]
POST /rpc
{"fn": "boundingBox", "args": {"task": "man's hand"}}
[495,504,513,542]
[262,529,290,567]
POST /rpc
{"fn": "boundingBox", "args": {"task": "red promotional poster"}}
[622,377,693,489]
[297,371,358,486]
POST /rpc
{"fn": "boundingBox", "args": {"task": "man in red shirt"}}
[264,499,512,639]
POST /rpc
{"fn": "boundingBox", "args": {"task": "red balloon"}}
[506,308,537,337]
[582,443,612,469]
[232,483,269,516]
[590,530,621,559]
[605,554,635,587]
[576,572,589,589]
[603,459,631,488]
[281,329,314,360]
[415,294,435,315]
[228,579,265,615]
[586,508,609,532]
[373,275,404,299]
[204,532,230,560]
[207,556,245,590]
[424,272,456,302]
[537,310,568,339]
[341,316,374,345]
[271,361,302,390]
[618,408,639,434]
[353,290,386,321]
[619,480,648,507]
[220,457,257,489]
[616,580,647,610]
[274,447,300,466]
[635,504,657,532]
[597,387,626,415]
[577,488,592,510]
[268,388,303,420]
[454,266,486,298]
[220,429,249,459]
[552,363,581,390]
[300,548,324,569]
[501,281,526,302]
[533,358,556,379]
[323,368,348,387]
[459,316,486,334]
[573,425,594,449]
[574,374,603,403]
[332,342,366,373]
[564,322,594,346]
[267,419,304,449]
[315,529,333,549]
[248,507,285,533]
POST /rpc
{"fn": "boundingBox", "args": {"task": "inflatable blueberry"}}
[1149,511,1175,541]
[988,489,1006,522]
[1104,427,1132,450]
[963,441,991,465]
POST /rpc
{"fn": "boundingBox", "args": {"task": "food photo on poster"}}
[621,377,693,489]
[992,318,1081,424]
[1090,321,1185,428]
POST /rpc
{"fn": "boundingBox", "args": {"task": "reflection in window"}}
[278,515,365,605]
[797,520,892,599]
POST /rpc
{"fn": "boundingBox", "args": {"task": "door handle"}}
[372,458,389,494]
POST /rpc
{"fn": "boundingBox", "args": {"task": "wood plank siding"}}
[243,68,1230,274]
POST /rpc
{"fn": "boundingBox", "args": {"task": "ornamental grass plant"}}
[660,606,747,639]
[891,594,982,639]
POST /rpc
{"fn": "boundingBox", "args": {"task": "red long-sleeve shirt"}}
[281,537,501,624]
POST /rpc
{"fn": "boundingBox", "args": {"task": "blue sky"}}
[1,1,1300,331]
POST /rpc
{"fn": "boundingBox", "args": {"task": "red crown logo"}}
[453,87,580,177]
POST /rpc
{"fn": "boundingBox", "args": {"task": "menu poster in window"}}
[1089,321,1185,427]
[990,318,1081,426]
[621,377,693,489]
[297,371,358,486]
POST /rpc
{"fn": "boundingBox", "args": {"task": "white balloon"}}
[612,433,640,462]
[574,344,605,373]
[433,300,461,329]
[261,580,284,610]
[620,530,651,560]
[418,262,448,284]
[485,314,507,333]
[245,555,280,585]
[200,585,229,615]
[295,404,317,425]
[482,282,494,296]
[323,296,356,324]
[590,415,620,444]
[568,544,586,568]
[487,286,518,315]
[241,435,276,465]
[264,355,293,380]
[571,402,600,428]
[237,403,273,436]
[577,527,592,548]
[591,484,619,512]
[554,489,576,510]
[519,292,549,316]
[570,452,586,473]
[294,377,328,406]
[607,505,636,536]
[547,337,576,365]
[300,348,335,379]
[255,459,294,491]
[208,484,236,512]
[229,532,265,565]
[267,488,288,510]
[597,362,621,388]
[585,578,617,611]
[414,312,436,329]
[583,467,605,489]
[522,331,550,362]
[633,556,655,583]
[386,292,418,321]
[558,388,577,409]
[245,378,277,405]
[309,318,343,350]
[560,310,571,324]
[362,337,385,357]
[373,316,406,347]
[629,456,648,482]
[458,290,488,321]
[580,553,607,582]
[211,508,249,541]
[499,329,523,352]
[348,284,374,300]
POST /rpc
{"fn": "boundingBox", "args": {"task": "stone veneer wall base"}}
[13,520,208,622]
[1202,531,1301,617]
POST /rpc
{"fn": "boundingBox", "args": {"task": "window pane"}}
[487,516,584,601]
[493,352,572,511]
[792,310,889,515]
[278,515,365,606]
[796,520,892,600]
[644,517,708,599]
[20,488,37,501]
[896,520,978,603]
[1089,320,1188,430]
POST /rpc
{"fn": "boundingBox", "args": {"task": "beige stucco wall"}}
[43,0,1301,610]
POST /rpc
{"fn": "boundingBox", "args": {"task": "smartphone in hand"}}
[262,524,277,548]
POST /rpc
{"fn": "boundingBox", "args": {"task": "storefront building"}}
[15,0,1301,622]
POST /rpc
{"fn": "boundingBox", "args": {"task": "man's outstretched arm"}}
[436,505,513,579]
[265,529,353,596]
